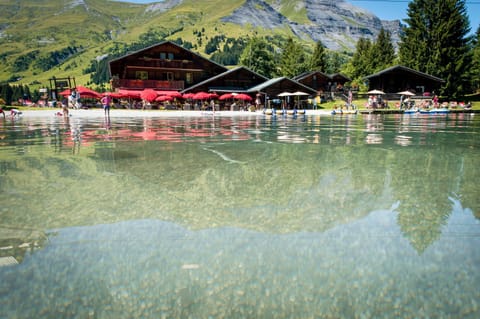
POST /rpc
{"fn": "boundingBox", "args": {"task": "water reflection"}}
[0,226,47,265]
[0,113,479,318]
[0,198,478,318]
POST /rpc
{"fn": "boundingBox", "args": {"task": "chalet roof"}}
[293,71,350,82]
[364,65,444,83]
[247,77,317,95]
[293,70,330,81]
[182,66,268,93]
[329,73,351,82]
[109,40,227,71]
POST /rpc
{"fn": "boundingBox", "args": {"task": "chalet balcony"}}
[115,79,185,90]
[132,58,198,70]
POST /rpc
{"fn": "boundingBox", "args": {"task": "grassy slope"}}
[0,0,148,85]
[1,0,315,88]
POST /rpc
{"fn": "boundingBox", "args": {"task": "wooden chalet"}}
[109,41,228,91]
[182,66,268,94]
[364,65,445,94]
[247,77,317,98]
[294,71,351,93]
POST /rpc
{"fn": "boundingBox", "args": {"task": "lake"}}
[0,111,479,318]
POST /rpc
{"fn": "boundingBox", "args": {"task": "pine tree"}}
[349,37,373,79]
[325,51,349,74]
[470,25,480,92]
[278,38,307,78]
[308,41,327,72]
[399,0,471,98]
[239,37,276,78]
[371,28,396,72]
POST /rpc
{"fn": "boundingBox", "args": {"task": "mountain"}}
[0,0,402,86]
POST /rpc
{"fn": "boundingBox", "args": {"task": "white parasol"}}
[397,91,415,96]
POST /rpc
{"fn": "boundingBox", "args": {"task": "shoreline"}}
[13,108,479,119]
[16,108,334,118]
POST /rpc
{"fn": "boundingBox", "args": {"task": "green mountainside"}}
[0,0,399,88]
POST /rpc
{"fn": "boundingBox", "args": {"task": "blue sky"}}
[116,0,479,34]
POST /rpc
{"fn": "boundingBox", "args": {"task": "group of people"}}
[367,95,387,109]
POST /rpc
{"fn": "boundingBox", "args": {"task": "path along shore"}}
[12,108,479,119]
[16,109,332,119]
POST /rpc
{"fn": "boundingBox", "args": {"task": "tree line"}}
[2,0,479,103]
[78,0,480,99]
[0,84,35,106]
[239,0,479,99]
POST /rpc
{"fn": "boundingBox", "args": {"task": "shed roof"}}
[364,65,444,83]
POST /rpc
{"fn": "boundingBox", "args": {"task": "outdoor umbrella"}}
[291,91,309,96]
[277,92,293,109]
[397,91,415,96]
[119,89,141,98]
[193,92,211,100]
[233,93,252,101]
[75,86,102,99]
[367,89,385,95]
[166,91,183,99]
[182,93,195,99]
[291,91,309,108]
[155,95,173,102]
[140,89,158,102]
[219,93,234,100]
[59,86,101,99]
[208,92,219,99]
[103,92,124,99]
[156,90,182,99]
[58,89,71,97]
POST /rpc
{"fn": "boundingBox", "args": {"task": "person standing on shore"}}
[101,93,112,117]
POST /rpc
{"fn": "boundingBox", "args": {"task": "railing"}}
[135,59,195,69]
[116,79,184,90]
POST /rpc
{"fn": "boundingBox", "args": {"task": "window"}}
[186,72,193,84]
[160,52,174,60]
[166,72,173,81]
[136,71,148,80]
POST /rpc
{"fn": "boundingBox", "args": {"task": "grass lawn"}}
[319,95,480,111]
[2,94,480,112]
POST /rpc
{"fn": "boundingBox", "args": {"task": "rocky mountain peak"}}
[220,0,402,50]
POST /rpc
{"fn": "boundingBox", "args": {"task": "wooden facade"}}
[294,71,351,93]
[182,66,268,94]
[364,65,444,94]
[109,41,227,91]
[248,77,317,98]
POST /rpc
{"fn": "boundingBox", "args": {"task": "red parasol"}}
[193,92,211,100]
[140,89,158,102]
[76,86,102,99]
[219,93,234,100]
[59,86,101,99]
[155,95,173,102]
[118,89,141,98]
[208,92,219,99]
[165,91,183,98]
[103,92,124,99]
[183,93,195,99]
[58,89,71,97]
[234,93,253,101]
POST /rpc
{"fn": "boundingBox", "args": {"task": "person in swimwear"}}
[10,109,22,118]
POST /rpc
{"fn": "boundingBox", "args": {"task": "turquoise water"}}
[0,112,479,318]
